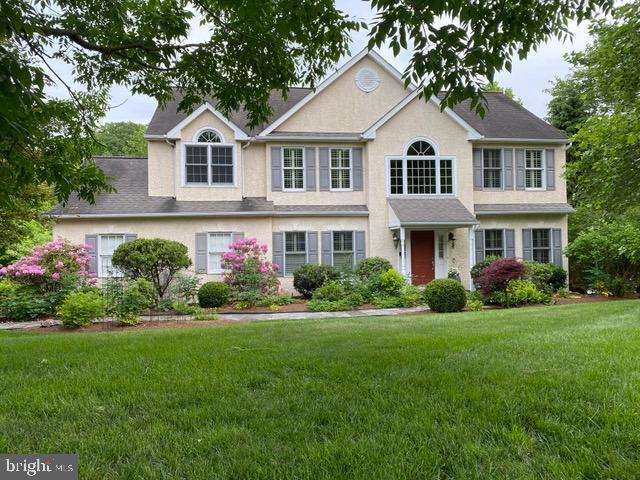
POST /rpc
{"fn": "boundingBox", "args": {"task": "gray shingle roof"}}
[388,198,478,226]
[474,203,575,215]
[49,157,367,218]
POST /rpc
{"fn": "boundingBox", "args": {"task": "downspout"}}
[241,139,253,199]
[165,138,177,199]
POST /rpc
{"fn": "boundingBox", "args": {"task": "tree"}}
[94,122,147,157]
[482,81,522,105]
[2,0,612,207]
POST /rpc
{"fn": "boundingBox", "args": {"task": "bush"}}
[312,280,344,302]
[0,280,73,321]
[524,261,567,292]
[112,238,191,302]
[172,301,200,315]
[491,279,551,307]
[467,299,483,311]
[372,285,421,308]
[477,258,526,296]
[355,257,392,280]
[293,264,339,299]
[470,255,500,287]
[423,279,467,313]
[256,294,294,307]
[198,282,230,308]
[57,290,105,327]
[168,272,201,303]
[308,292,364,312]
[379,269,405,296]
[115,278,154,324]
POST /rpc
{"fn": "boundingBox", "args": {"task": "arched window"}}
[406,139,436,156]
[196,129,223,143]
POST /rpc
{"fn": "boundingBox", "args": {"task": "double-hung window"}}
[208,232,232,274]
[98,234,125,278]
[525,149,544,189]
[184,129,234,186]
[532,229,551,263]
[284,232,307,275]
[484,230,504,257]
[483,149,502,189]
[283,147,305,191]
[332,231,354,270]
[388,140,454,195]
[330,148,351,190]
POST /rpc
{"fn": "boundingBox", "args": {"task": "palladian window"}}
[184,129,234,186]
[388,139,455,195]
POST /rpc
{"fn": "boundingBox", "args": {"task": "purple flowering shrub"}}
[221,238,279,301]
[0,239,96,291]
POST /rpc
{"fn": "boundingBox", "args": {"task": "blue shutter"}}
[321,231,332,265]
[352,147,363,191]
[522,229,533,260]
[505,229,515,257]
[305,147,316,191]
[473,148,483,190]
[195,233,207,273]
[232,232,244,244]
[307,232,319,264]
[515,149,525,190]
[552,228,562,266]
[474,230,484,263]
[85,234,97,275]
[271,147,282,191]
[503,148,514,190]
[124,233,137,243]
[319,148,330,191]
[355,231,366,262]
[272,232,284,277]
[545,149,556,191]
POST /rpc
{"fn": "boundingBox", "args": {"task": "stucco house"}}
[51,49,573,290]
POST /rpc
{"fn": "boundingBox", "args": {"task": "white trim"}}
[385,154,457,197]
[403,137,439,156]
[257,135,366,142]
[475,209,574,215]
[258,49,413,136]
[329,147,353,191]
[51,211,370,219]
[192,127,225,143]
[182,141,237,187]
[524,148,546,191]
[473,138,569,144]
[362,90,483,140]
[480,147,504,191]
[282,231,309,277]
[165,103,249,140]
[281,146,306,192]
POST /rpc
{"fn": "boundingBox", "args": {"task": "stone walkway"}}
[0,306,431,331]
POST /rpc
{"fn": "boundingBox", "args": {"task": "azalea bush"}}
[222,238,279,304]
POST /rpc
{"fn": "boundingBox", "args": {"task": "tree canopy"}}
[94,122,147,158]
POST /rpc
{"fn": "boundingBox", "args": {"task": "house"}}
[50,49,573,290]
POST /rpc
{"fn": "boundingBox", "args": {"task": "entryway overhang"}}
[387,198,478,228]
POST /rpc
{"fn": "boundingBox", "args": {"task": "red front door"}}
[411,231,435,285]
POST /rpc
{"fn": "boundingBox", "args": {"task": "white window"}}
[484,230,504,257]
[208,232,232,274]
[184,129,234,186]
[388,140,455,196]
[332,231,354,270]
[483,149,502,189]
[284,232,307,276]
[532,229,551,263]
[330,148,352,190]
[525,149,545,189]
[98,234,125,278]
[282,147,305,191]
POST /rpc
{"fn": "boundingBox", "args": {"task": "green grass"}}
[2,301,640,479]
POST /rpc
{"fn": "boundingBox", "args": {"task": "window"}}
[406,140,435,156]
[532,229,551,263]
[525,149,544,189]
[390,159,403,195]
[484,230,504,257]
[483,149,502,189]
[333,231,354,270]
[440,159,453,194]
[184,129,234,186]
[284,232,307,275]
[388,158,455,195]
[98,234,125,278]
[407,158,436,194]
[283,147,305,190]
[331,148,351,190]
[208,232,232,273]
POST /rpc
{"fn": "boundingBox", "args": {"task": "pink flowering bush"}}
[0,239,95,291]
[221,238,279,303]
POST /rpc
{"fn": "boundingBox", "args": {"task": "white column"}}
[400,227,407,276]
[468,226,476,291]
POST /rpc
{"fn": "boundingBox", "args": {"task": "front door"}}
[411,231,435,285]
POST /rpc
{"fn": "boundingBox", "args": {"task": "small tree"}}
[478,258,526,307]
[112,239,191,302]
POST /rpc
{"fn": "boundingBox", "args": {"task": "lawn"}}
[1,301,640,479]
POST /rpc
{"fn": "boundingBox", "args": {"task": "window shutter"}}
[552,228,562,267]
[319,148,330,191]
[271,147,282,192]
[124,233,137,243]
[473,148,483,190]
[307,232,319,264]
[305,147,316,191]
[272,232,284,277]
[352,147,363,191]
[515,149,525,190]
[321,231,332,264]
[503,148,514,190]
[232,232,244,244]
[545,149,555,191]
[195,233,207,273]
[85,234,97,275]
[355,231,366,263]
[505,229,515,257]
[522,229,532,260]
[474,230,485,263]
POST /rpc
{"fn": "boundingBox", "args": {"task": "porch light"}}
[448,232,456,249]
[392,232,400,249]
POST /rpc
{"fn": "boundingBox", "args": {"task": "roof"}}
[49,157,368,218]
[474,203,575,215]
[388,198,478,227]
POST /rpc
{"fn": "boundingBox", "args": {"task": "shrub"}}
[198,282,230,308]
[0,280,73,321]
[423,279,467,313]
[470,255,500,287]
[379,269,405,296]
[57,290,105,328]
[312,280,344,302]
[467,299,484,311]
[293,264,339,299]
[524,261,567,292]
[222,238,279,303]
[372,285,421,308]
[606,276,633,297]
[477,258,526,297]
[256,294,294,307]
[355,257,392,280]
[172,301,200,315]
[112,238,191,301]
[114,278,154,325]
[491,279,551,307]
[169,272,201,303]
[308,292,363,312]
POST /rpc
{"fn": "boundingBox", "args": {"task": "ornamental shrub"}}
[470,255,500,287]
[355,257,392,280]
[168,272,201,303]
[423,279,467,313]
[112,238,191,301]
[312,280,344,302]
[221,238,279,302]
[116,278,154,325]
[477,258,526,296]
[57,290,105,328]
[524,261,567,292]
[198,282,230,308]
[379,269,405,296]
[491,279,551,307]
[293,263,339,299]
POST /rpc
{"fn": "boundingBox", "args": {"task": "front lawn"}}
[1,301,640,479]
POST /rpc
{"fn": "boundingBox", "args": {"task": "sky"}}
[47,1,595,125]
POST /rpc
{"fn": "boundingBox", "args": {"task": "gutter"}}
[471,138,569,144]
[50,211,370,220]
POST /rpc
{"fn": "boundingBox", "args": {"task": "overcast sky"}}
[48,1,595,125]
